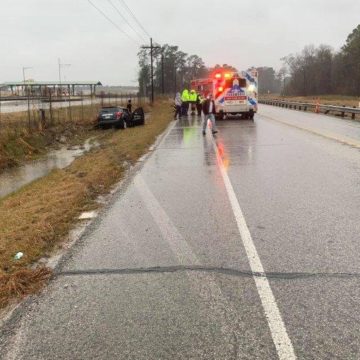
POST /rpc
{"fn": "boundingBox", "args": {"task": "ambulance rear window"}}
[226,78,247,88]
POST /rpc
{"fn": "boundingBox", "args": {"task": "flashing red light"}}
[218,86,224,92]
[214,73,222,79]
[224,73,231,79]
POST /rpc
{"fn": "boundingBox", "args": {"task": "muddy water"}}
[0,139,97,199]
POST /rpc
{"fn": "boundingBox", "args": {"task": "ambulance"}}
[190,68,258,120]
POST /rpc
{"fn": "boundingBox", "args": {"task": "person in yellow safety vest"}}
[189,89,197,115]
[181,89,190,116]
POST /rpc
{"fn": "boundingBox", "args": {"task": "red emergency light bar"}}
[214,72,232,79]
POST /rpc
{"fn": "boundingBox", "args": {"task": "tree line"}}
[137,44,206,96]
[137,43,287,97]
[137,43,245,96]
[137,43,285,96]
[138,24,360,97]
[281,24,360,97]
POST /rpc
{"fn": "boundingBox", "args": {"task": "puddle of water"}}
[0,138,98,199]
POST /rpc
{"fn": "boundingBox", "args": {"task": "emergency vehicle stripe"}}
[244,72,258,87]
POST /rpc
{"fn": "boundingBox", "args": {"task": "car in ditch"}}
[96,106,144,129]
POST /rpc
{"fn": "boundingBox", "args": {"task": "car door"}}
[132,107,145,126]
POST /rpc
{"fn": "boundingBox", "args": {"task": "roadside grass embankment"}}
[0,104,103,170]
[0,99,150,170]
[0,99,172,310]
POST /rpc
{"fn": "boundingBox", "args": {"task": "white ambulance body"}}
[190,68,258,119]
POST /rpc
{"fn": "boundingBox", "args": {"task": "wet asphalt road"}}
[1,105,360,359]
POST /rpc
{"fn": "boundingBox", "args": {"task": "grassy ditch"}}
[0,100,150,171]
[0,99,172,309]
[0,104,101,170]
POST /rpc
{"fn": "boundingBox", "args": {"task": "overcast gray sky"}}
[1,0,359,85]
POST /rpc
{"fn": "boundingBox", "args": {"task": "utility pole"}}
[161,51,165,95]
[58,58,71,99]
[174,66,177,94]
[141,38,161,103]
[23,66,32,129]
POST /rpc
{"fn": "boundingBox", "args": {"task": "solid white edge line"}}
[211,136,297,360]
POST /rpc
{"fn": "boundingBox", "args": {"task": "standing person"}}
[202,94,218,135]
[189,89,197,115]
[181,88,190,116]
[127,99,132,113]
[196,93,203,116]
[174,92,182,120]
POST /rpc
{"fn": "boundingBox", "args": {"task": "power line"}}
[116,0,151,39]
[87,0,140,46]
[107,0,147,43]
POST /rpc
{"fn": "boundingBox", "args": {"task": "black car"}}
[96,107,145,129]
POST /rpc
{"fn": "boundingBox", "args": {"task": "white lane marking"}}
[211,136,297,360]
[157,120,177,148]
[134,176,199,265]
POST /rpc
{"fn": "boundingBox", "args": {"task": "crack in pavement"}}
[57,265,360,280]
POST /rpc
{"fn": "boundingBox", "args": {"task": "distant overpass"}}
[0,81,102,97]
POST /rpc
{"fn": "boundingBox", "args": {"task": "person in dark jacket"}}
[196,93,203,116]
[189,89,197,115]
[174,92,182,119]
[127,99,132,113]
[202,94,218,135]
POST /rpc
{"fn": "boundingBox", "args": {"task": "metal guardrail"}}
[259,99,360,120]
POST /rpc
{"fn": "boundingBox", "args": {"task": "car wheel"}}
[116,119,127,129]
